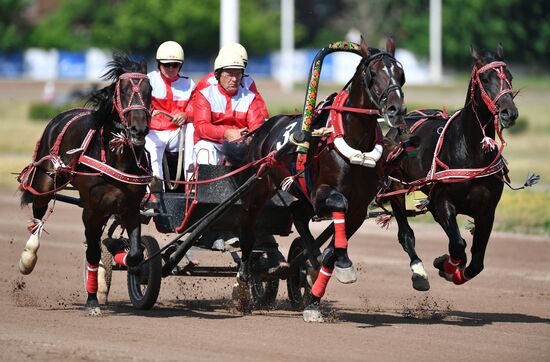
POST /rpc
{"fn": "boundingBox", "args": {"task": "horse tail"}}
[222,141,249,167]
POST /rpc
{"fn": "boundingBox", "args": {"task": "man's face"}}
[219,68,243,95]
[160,62,181,79]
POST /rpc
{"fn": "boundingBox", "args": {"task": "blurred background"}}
[0,0,548,235]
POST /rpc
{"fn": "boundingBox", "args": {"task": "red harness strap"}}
[18,110,153,196]
[78,155,152,185]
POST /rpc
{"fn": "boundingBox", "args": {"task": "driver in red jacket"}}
[192,49,268,165]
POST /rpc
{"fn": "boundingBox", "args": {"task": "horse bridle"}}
[360,52,404,117]
[113,72,152,130]
[471,61,513,116]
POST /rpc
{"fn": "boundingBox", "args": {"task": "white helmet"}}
[219,43,248,67]
[214,50,245,71]
[156,41,184,63]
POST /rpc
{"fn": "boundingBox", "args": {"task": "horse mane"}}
[86,52,145,120]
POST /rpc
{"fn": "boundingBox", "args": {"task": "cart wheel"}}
[82,242,113,305]
[250,252,279,308]
[286,238,313,310]
[127,235,162,310]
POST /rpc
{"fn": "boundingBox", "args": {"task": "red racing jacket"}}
[147,70,195,131]
[193,78,269,144]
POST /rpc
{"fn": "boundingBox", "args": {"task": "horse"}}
[225,37,406,321]
[381,45,518,291]
[17,53,152,315]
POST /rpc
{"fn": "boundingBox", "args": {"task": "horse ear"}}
[497,43,505,59]
[360,35,370,58]
[386,37,395,57]
[139,60,147,74]
[471,45,481,64]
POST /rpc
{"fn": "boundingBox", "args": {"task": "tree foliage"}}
[0,0,32,51]
[1,0,548,68]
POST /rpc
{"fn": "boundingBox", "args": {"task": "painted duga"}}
[17,53,152,315]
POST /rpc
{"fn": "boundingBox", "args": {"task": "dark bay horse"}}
[382,45,518,291]
[226,38,406,321]
[17,54,152,314]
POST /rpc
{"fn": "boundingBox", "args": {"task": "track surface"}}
[1,191,549,361]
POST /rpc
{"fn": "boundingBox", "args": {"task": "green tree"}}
[0,0,31,51]
[27,0,287,59]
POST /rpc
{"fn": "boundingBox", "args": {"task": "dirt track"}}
[0,191,549,361]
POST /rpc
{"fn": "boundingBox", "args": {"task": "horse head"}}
[471,44,518,129]
[359,36,406,128]
[113,60,152,146]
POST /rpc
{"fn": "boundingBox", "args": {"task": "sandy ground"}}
[0,190,549,361]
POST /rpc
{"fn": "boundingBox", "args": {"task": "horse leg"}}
[458,211,495,284]
[19,195,50,274]
[19,170,56,275]
[313,185,356,284]
[303,241,337,323]
[122,210,143,267]
[82,208,109,316]
[289,201,319,280]
[431,199,468,283]
[390,195,429,291]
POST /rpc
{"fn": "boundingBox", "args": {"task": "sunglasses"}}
[162,62,181,69]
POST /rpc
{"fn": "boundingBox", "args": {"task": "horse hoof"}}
[433,254,449,270]
[18,256,37,275]
[85,299,101,316]
[231,280,251,314]
[303,304,324,323]
[438,270,454,282]
[334,265,357,284]
[412,274,430,291]
[411,261,429,291]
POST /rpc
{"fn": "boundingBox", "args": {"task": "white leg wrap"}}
[19,233,40,275]
[97,263,109,305]
[411,260,428,278]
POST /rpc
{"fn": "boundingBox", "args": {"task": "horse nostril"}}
[129,126,148,139]
[387,105,397,116]
[500,109,510,121]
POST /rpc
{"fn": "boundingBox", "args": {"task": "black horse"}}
[17,53,152,314]
[226,38,406,321]
[382,45,518,291]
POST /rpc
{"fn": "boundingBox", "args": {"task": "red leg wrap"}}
[333,211,347,249]
[452,269,469,285]
[311,266,333,298]
[443,256,461,274]
[114,252,128,267]
[86,263,99,294]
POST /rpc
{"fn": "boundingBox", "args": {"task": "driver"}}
[145,40,195,191]
[192,47,268,165]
